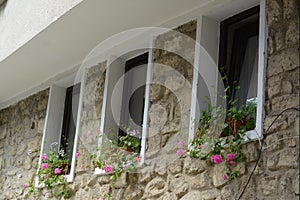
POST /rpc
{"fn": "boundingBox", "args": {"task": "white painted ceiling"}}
[0,0,259,108]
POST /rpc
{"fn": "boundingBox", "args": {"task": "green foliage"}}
[25,143,73,199]
[90,128,141,185]
[189,98,257,181]
[118,134,141,153]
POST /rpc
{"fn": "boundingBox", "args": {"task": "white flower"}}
[129,130,139,137]
[58,149,65,156]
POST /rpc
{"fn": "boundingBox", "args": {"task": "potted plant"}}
[91,128,141,181]
[25,142,80,199]
[189,99,256,180]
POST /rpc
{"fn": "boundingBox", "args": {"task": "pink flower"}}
[41,163,49,169]
[177,149,183,157]
[178,140,183,147]
[122,163,130,170]
[229,161,236,166]
[210,155,223,164]
[134,156,142,162]
[97,129,101,135]
[103,165,113,173]
[75,152,80,159]
[21,183,29,189]
[41,154,48,160]
[226,153,236,162]
[63,175,68,180]
[54,168,61,174]
[198,145,203,149]
[223,174,228,180]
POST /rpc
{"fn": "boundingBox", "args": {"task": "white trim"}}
[99,61,110,148]
[189,1,265,143]
[253,0,267,138]
[67,70,86,182]
[140,38,154,164]
[35,71,83,186]
[35,85,53,187]
[188,17,201,143]
[96,49,153,174]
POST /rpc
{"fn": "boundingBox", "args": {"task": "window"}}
[60,83,81,161]
[119,53,148,147]
[189,1,266,141]
[219,6,259,108]
[99,50,151,170]
[38,75,82,183]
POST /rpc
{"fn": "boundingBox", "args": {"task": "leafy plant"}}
[25,142,79,199]
[189,99,256,180]
[90,128,141,182]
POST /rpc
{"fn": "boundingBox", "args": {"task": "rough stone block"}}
[286,21,299,47]
[295,173,299,195]
[283,0,297,19]
[267,49,299,77]
[0,126,6,140]
[181,189,220,200]
[183,157,206,175]
[211,163,228,188]
[143,177,166,199]
[281,80,293,95]
[157,192,178,200]
[168,174,188,198]
[241,141,259,163]
[266,153,280,170]
[265,133,284,152]
[190,170,212,190]
[149,103,168,133]
[277,148,299,168]
[271,94,299,114]
[114,173,127,189]
[261,175,280,196]
[167,159,183,174]
[98,174,111,184]
[267,79,281,99]
[124,185,144,200]
[267,0,282,25]
[274,28,285,51]
[137,166,153,184]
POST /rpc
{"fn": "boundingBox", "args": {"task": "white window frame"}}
[36,72,84,185]
[189,0,267,142]
[95,39,155,174]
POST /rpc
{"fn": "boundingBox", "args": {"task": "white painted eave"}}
[0,0,259,109]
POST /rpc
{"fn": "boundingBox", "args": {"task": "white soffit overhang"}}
[0,0,259,108]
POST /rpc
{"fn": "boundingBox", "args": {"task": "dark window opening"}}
[218,6,259,108]
[61,83,81,160]
[118,52,148,151]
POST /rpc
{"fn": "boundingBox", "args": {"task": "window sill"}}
[34,174,73,188]
[244,129,263,142]
[93,161,143,175]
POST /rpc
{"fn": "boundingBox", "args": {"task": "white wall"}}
[0,0,82,61]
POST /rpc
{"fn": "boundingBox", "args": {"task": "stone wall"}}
[145,20,196,171]
[0,89,49,199]
[75,62,107,173]
[260,0,299,199]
